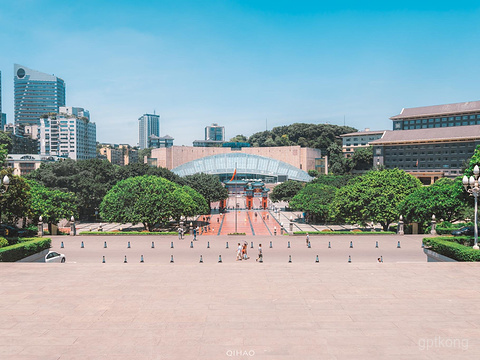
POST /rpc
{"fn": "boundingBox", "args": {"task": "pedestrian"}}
[267,214,269,220]
[193,227,197,241]
[256,244,263,262]
[306,233,309,246]
[217,217,219,223]
[243,241,249,260]
[236,243,242,261]
[178,227,182,240]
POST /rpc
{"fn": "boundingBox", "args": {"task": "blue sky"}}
[1,1,480,146]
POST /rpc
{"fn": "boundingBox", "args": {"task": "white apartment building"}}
[40,106,96,160]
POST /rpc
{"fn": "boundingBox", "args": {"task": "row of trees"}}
[274,168,473,231]
[25,159,228,219]
[0,152,229,231]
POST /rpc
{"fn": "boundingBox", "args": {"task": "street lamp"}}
[463,165,480,250]
[0,175,9,193]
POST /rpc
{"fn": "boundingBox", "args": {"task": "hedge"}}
[423,237,480,262]
[79,231,177,236]
[293,231,395,235]
[0,238,51,262]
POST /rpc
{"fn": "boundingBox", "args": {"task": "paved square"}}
[1,236,479,359]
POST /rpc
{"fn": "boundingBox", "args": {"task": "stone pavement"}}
[48,234,427,264]
[0,260,479,359]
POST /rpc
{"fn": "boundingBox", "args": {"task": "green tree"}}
[183,173,228,210]
[0,168,31,225]
[307,169,319,178]
[229,135,248,142]
[351,146,373,171]
[137,147,152,159]
[327,143,352,175]
[311,174,355,188]
[289,183,337,223]
[100,176,205,231]
[332,169,422,230]
[398,177,467,226]
[269,180,304,203]
[27,180,78,231]
[464,144,480,176]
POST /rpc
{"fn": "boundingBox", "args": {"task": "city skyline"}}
[1,1,480,146]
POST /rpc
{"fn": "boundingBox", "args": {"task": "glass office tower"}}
[14,64,66,126]
[138,114,160,149]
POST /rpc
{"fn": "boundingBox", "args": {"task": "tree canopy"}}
[26,159,185,218]
[183,173,228,210]
[269,180,304,203]
[464,144,480,177]
[289,183,337,223]
[331,169,422,230]
[100,175,207,231]
[27,180,78,227]
[398,177,467,224]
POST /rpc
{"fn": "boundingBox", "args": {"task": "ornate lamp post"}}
[463,165,480,250]
[0,175,9,193]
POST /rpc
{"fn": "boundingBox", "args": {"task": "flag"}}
[230,169,237,182]
[415,159,418,167]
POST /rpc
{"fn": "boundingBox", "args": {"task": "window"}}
[462,116,468,120]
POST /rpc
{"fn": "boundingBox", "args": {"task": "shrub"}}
[0,237,8,248]
[0,238,51,262]
[423,237,480,262]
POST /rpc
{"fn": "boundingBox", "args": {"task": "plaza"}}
[1,230,480,359]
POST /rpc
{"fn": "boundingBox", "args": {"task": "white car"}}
[45,251,66,263]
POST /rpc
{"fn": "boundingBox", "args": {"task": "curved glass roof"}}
[172,153,313,182]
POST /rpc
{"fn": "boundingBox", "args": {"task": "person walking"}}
[236,243,242,261]
[243,241,249,260]
[193,227,197,241]
[178,227,183,240]
[306,233,310,246]
[256,244,263,262]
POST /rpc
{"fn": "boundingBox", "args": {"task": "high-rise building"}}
[205,123,225,141]
[39,106,96,160]
[0,70,6,128]
[138,113,159,149]
[14,64,66,126]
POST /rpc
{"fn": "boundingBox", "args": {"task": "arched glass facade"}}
[171,153,313,183]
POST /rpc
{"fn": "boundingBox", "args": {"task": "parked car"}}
[0,224,28,237]
[451,226,478,236]
[45,251,66,263]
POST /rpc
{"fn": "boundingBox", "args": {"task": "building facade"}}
[98,144,139,166]
[339,129,385,157]
[372,100,480,184]
[148,145,323,182]
[39,107,96,160]
[6,154,63,176]
[148,134,174,148]
[138,114,159,149]
[390,101,480,131]
[14,64,66,126]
